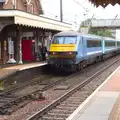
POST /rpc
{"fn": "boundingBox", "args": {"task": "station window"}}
[24,3,34,14]
[12,0,16,9]
[87,40,101,48]
[105,41,115,47]
[24,4,27,12]
[29,3,34,14]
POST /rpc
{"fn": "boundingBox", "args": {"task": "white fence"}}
[91,19,120,28]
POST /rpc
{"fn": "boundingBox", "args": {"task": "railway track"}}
[26,57,120,120]
[0,57,105,115]
[0,68,78,115]
[0,74,53,114]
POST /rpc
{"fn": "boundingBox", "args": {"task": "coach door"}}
[22,39,36,61]
[81,37,86,57]
[102,40,105,54]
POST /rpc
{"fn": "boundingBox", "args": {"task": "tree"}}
[79,18,114,38]
[89,28,114,38]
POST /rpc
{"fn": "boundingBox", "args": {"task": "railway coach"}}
[48,31,120,71]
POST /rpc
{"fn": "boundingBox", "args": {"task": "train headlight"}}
[53,52,56,55]
[67,52,72,55]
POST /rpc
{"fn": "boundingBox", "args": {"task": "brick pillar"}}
[1,29,7,64]
[1,40,4,64]
[3,40,7,64]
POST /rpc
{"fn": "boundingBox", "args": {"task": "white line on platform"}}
[3,63,47,71]
[66,65,120,120]
[19,63,47,71]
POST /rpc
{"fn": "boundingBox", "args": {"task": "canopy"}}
[0,10,72,31]
[89,0,120,7]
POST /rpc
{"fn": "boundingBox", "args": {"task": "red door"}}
[22,40,35,61]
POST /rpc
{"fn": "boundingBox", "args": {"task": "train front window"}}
[53,36,77,44]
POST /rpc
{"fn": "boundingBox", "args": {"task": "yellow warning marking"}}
[50,44,76,51]
[0,80,5,90]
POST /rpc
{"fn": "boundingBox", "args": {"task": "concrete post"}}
[34,31,40,61]
[18,36,23,64]
[16,26,23,64]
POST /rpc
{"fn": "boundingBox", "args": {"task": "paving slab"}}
[67,66,120,120]
[0,62,47,81]
[76,114,108,120]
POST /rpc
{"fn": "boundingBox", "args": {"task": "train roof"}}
[116,39,120,42]
[54,31,102,40]
[103,37,115,41]
[82,34,102,40]
[54,31,81,36]
[103,37,120,42]
[54,31,118,41]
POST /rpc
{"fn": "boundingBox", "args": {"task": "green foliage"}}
[79,18,114,38]
[89,28,114,38]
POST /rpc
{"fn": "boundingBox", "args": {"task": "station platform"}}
[0,62,47,81]
[67,66,120,120]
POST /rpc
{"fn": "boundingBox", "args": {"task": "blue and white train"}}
[48,31,120,71]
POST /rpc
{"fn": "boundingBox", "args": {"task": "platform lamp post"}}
[60,0,63,22]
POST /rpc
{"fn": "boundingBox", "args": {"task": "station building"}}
[0,0,71,65]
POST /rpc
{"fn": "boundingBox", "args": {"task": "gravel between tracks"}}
[0,55,120,120]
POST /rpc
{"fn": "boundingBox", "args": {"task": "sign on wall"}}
[8,37,14,55]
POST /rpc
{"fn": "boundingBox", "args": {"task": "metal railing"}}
[84,19,120,28]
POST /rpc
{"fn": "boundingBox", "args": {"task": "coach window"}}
[64,37,76,44]
[87,40,101,48]
[105,41,115,47]
[117,41,120,46]
[53,36,77,44]
[53,37,64,44]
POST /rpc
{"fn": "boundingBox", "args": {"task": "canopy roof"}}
[89,0,120,7]
[0,10,72,31]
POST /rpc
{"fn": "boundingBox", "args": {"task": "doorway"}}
[22,39,36,61]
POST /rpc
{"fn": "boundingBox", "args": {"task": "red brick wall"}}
[3,0,42,15]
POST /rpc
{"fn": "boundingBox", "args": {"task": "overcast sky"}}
[41,0,120,38]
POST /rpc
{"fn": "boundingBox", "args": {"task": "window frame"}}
[87,39,102,48]
[12,0,16,9]
[105,41,115,47]
[24,3,27,12]
[117,41,120,46]
[29,3,34,14]
[24,3,34,14]
[53,36,77,44]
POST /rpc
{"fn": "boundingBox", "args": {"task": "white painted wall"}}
[22,32,34,38]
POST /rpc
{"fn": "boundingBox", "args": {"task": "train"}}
[47,31,120,71]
